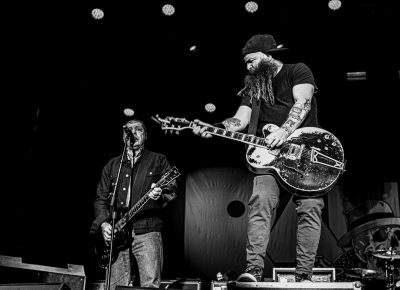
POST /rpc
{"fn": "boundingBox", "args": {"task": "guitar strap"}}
[248,99,261,136]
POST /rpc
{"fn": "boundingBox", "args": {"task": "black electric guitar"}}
[152,115,345,197]
[95,166,180,270]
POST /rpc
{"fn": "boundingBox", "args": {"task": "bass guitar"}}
[95,166,180,269]
[152,115,345,197]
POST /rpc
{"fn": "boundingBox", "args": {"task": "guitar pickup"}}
[285,144,304,160]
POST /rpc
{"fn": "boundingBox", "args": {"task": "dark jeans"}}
[246,174,324,276]
[110,231,163,289]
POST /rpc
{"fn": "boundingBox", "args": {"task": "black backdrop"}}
[2,0,399,284]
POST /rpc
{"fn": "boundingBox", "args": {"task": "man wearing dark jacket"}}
[91,119,177,289]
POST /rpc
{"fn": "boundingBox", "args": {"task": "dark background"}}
[2,0,399,284]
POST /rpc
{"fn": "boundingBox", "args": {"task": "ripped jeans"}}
[246,175,324,276]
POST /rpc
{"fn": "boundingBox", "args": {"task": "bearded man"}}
[193,34,324,282]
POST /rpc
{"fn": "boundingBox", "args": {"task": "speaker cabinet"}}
[0,283,70,289]
[0,255,86,290]
[161,279,202,290]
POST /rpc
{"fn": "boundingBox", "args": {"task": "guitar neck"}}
[127,191,152,221]
[197,123,268,148]
[115,169,178,231]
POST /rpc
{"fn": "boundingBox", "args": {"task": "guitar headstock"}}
[158,166,181,187]
[151,115,193,135]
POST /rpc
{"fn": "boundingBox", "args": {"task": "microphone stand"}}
[104,139,130,290]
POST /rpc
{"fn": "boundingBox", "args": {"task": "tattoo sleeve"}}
[281,97,311,135]
[222,118,242,131]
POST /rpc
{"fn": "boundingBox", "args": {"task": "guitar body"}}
[246,126,345,197]
[94,208,132,270]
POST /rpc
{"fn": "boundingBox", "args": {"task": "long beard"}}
[238,60,278,105]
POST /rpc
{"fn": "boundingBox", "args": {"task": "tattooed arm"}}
[222,105,251,132]
[193,105,251,138]
[265,83,314,148]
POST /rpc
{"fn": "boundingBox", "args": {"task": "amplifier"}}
[228,281,361,290]
[211,281,227,290]
[161,278,202,290]
[273,268,336,283]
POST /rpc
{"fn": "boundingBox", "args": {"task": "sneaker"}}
[295,273,312,282]
[237,267,262,282]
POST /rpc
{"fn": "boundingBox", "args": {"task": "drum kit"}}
[345,248,400,289]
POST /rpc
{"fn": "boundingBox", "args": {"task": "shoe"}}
[295,273,312,282]
[237,267,262,282]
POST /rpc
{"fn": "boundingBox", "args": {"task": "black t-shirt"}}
[240,63,320,136]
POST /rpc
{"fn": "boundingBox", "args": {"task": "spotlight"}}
[347,72,366,81]
[91,8,104,20]
[245,1,258,13]
[123,108,135,117]
[162,4,175,16]
[328,0,342,10]
[205,103,216,113]
[189,45,198,52]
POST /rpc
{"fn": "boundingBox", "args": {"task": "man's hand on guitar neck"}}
[101,222,112,243]
[149,183,162,200]
[192,119,213,138]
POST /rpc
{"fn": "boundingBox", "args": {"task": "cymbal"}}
[372,249,400,260]
[346,268,377,277]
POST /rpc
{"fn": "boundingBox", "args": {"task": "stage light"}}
[205,103,216,113]
[91,8,104,20]
[245,1,259,13]
[328,0,342,10]
[162,4,175,16]
[189,45,198,52]
[347,72,366,81]
[123,108,135,117]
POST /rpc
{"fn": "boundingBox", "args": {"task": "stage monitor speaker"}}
[161,279,202,290]
[115,279,203,290]
[211,281,227,290]
[0,255,86,290]
[227,281,361,290]
[0,283,70,289]
[87,281,104,290]
[272,268,336,283]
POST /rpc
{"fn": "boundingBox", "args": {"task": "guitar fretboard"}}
[127,193,151,221]
[204,125,268,148]
[116,168,179,231]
